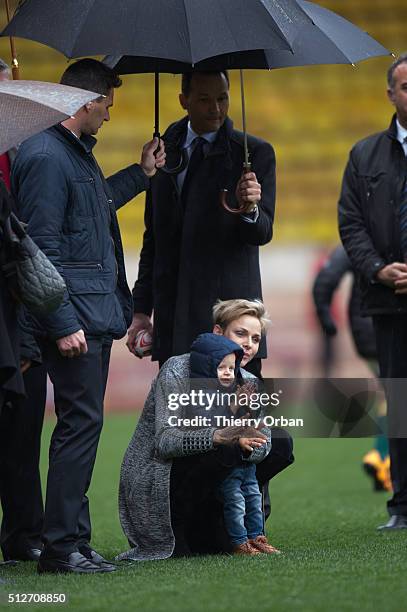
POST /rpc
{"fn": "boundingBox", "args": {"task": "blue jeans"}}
[218,464,263,546]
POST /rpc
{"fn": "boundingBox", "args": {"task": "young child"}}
[189,333,280,556]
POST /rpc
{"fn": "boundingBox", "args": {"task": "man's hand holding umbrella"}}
[236,171,262,214]
[140,137,166,178]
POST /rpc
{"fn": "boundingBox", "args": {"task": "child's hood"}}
[190,333,243,379]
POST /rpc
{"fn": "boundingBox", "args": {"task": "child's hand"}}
[238,436,267,452]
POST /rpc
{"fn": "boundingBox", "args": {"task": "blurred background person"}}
[312,244,390,492]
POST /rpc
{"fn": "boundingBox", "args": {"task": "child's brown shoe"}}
[233,541,262,556]
[249,535,281,554]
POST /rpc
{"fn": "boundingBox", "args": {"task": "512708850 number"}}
[8,593,67,604]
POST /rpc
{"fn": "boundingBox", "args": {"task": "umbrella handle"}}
[5,0,20,79]
[11,59,20,80]
[160,148,189,175]
[153,129,161,157]
[220,161,256,215]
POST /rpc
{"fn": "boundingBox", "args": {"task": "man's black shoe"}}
[377,515,407,530]
[78,546,117,572]
[0,560,18,566]
[2,547,42,562]
[37,552,106,574]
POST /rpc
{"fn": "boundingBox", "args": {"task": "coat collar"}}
[164,116,234,154]
[387,114,399,140]
[50,123,97,154]
[163,116,235,172]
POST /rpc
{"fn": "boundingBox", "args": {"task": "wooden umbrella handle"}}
[220,161,257,215]
[4,0,20,79]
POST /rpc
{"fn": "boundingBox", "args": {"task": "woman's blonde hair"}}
[212,299,270,333]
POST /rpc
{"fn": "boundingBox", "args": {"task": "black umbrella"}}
[106,0,391,211]
[2,0,390,212]
[0,0,315,164]
[1,0,311,59]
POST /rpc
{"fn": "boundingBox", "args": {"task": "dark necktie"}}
[181,136,206,207]
[400,145,407,261]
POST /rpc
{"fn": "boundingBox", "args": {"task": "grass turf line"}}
[1,413,406,612]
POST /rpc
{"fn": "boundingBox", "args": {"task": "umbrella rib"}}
[67,1,101,58]
[215,1,294,58]
[181,0,194,64]
[302,23,353,64]
[297,1,385,65]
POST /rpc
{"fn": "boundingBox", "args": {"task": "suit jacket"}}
[133,116,276,363]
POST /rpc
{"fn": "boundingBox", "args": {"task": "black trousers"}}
[170,427,294,555]
[39,336,112,558]
[373,315,407,516]
[0,365,47,557]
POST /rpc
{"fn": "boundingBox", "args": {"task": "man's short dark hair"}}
[181,71,230,97]
[0,58,10,73]
[387,53,407,90]
[60,58,122,96]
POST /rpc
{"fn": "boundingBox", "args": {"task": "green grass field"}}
[1,414,406,612]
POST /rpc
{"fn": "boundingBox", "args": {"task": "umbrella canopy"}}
[0,80,99,153]
[104,0,390,203]
[107,0,390,73]
[1,0,313,61]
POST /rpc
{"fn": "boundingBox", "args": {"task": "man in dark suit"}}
[127,71,276,376]
[339,53,407,530]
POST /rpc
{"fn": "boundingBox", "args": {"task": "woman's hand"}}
[238,436,267,452]
[213,425,267,447]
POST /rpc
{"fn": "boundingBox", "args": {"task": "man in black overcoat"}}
[127,71,276,375]
[339,53,407,530]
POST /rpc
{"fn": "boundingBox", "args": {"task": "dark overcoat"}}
[339,114,407,315]
[133,116,276,363]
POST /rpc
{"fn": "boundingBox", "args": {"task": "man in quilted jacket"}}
[11,59,165,574]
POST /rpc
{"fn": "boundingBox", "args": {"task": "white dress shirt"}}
[396,118,407,156]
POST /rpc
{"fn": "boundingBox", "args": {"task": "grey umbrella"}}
[0,80,99,153]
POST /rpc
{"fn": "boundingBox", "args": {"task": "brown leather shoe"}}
[249,535,281,554]
[233,542,262,556]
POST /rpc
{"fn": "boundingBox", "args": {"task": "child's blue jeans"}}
[218,463,263,546]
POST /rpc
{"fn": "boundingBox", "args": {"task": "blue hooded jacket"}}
[190,333,243,382]
[189,332,272,465]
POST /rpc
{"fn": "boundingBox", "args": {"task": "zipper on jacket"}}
[61,262,103,271]
[110,236,119,280]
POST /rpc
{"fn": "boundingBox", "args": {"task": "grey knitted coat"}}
[117,353,270,561]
